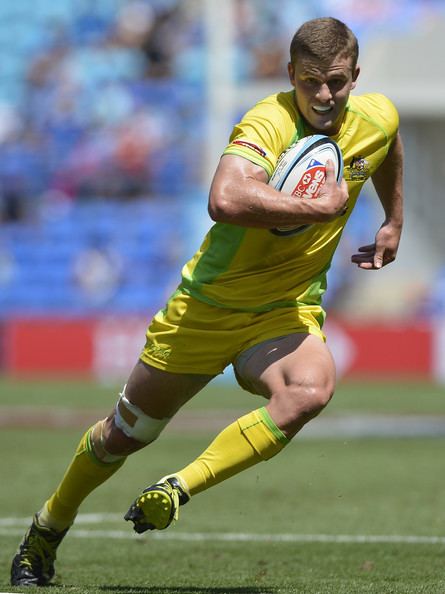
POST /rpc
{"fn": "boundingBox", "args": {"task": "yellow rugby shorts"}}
[140,290,326,376]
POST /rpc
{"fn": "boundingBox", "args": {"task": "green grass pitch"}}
[1,376,445,593]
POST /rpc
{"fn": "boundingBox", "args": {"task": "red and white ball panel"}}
[268,134,344,236]
[269,134,343,195]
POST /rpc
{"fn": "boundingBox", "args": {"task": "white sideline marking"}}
[1,514,445,545]
[0,513,123,527]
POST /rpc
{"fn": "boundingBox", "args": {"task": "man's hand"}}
[314,160,349,221]
[351,221,402,270]
[355,132,404,270]
[208,154,349,228]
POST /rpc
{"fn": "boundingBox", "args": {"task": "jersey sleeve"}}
[362,93,400,151]
[223,92,298,178]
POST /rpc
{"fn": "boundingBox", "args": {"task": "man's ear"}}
[287,62,295,85]
[351,65,360,90]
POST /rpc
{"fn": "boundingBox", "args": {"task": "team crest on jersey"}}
[145,342,172,361]
[344,155,370,181]
[292,158,326,199]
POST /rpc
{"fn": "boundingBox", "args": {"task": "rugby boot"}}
[125,476,190,533]
[10,513,69,586]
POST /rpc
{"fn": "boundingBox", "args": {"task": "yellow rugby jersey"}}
[179,91,399,312]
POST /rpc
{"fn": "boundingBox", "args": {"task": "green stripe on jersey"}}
[183,223,247,287]
[346,106,390,146]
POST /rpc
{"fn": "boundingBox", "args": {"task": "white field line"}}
[2,407,445,438]
[1,514,445,545]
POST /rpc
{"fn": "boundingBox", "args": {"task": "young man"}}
[11,16,403,586]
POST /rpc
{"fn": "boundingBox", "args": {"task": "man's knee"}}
[91,385,172,461]
[270,380,335,436]
[89,416,142,461]
[291,382,334,418]
[114,384,171,443]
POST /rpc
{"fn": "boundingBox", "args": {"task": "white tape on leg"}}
[114,386,170,443]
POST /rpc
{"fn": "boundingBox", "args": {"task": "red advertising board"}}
[4,318,94,374]
[325,319,432,379]
[0,317,438,381]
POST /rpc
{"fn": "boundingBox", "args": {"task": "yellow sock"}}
[176,407,288,496]
[39,426,125,531]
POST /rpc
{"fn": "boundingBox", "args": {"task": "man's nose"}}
[316,83,332,102]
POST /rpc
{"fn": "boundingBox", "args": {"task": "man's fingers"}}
[373,251,384,269]
[324,159,336,182]
[357,244,375,253]
[339,178,348,192]
[351,255,373,264]
[352,242,395,270]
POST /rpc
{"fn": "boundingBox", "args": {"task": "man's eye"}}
[330,79,345,87]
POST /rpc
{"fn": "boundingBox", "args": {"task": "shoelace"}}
[170,487,180,522]
[19,534,50,569]
[19,525,60,569]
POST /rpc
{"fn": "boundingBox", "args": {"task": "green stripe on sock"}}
[84,428,111,467]
[258,407,289,445]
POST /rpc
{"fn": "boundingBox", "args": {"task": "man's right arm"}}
[208,154,349,229]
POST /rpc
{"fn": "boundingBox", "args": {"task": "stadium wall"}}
[0,317,440,382]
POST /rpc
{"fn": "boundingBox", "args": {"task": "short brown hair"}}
[290,17,359,69]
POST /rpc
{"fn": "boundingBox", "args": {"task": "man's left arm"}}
[351,131,404,270]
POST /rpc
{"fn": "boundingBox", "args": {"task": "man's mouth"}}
[312,105,333,114]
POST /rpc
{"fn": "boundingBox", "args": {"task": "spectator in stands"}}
[73,237,123,307]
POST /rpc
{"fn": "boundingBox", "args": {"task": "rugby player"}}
[11,16,403,586]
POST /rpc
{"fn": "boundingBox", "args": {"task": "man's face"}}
[288,54,360,135]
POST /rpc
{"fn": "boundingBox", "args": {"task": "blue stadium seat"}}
[0,200,185,316]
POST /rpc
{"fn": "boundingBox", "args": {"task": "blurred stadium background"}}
[2,6,445,590]
[0,0,445,383]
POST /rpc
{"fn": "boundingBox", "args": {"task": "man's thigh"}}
[234,333,336,397]
[125,360,215,419]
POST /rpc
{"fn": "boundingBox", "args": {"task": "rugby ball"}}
[269,134,343,236]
